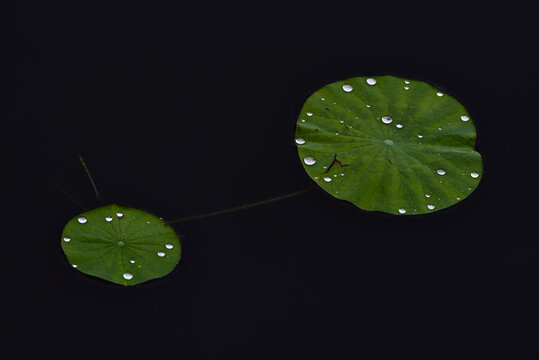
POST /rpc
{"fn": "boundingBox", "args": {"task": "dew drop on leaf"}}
[304,156,316,165]
[123,273,133,280]
[381,116,393,124]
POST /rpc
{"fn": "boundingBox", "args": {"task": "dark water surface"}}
[10,2,537,359]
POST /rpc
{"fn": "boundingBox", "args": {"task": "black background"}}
[9,1,538,359]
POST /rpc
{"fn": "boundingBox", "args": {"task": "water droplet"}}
[146,221,150,224]
[384,139,394,145]
[427,204,436,210]
[314,176,319,180]
[425,194,431,198]
[301,119,306,123]
[396,123,403,128]
[404,80,410,84]
[366,104,371,108]
[461,115,470,121]
[105,216,113,222]
[123,273,133,280]
[438,127,442,130]
[321,97,325,100]
[418,134,423,138]
[306,112,313,116]
[470,172,479,178]
[404,86,410,90]
[335,132,339,135]
[116,212,124,217]
[157,251,165,257]
[398,208,406,214]
[381,116,393,124]
[456,197,461,200]
[437,169,446,175]
[63,236,71,242]
[304,156,316,166]
[340,173,345,176]
[165,244,174,249]
[366,78,376,85]
[117,241,125,247]
[295,137,306,145]
[72,264,78,268]
[342,84,353,92]
[78,217,87,224]
[436,92,444,97]
[130,258,135,264]
[323,177,332,182]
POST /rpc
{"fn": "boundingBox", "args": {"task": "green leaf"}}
[295,75,482,215]
[61,204,181,285]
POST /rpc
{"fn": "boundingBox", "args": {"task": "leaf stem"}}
[167,187,314,224]
[79,155,102,201]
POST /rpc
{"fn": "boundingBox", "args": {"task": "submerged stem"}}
[48,179,85,209]
[167,187,314,224]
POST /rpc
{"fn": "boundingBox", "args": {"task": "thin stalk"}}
[79,155,102,201]
[167,187,313,224]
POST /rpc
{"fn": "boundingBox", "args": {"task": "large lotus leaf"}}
[295,75,482,215]
[61,204,181,285]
